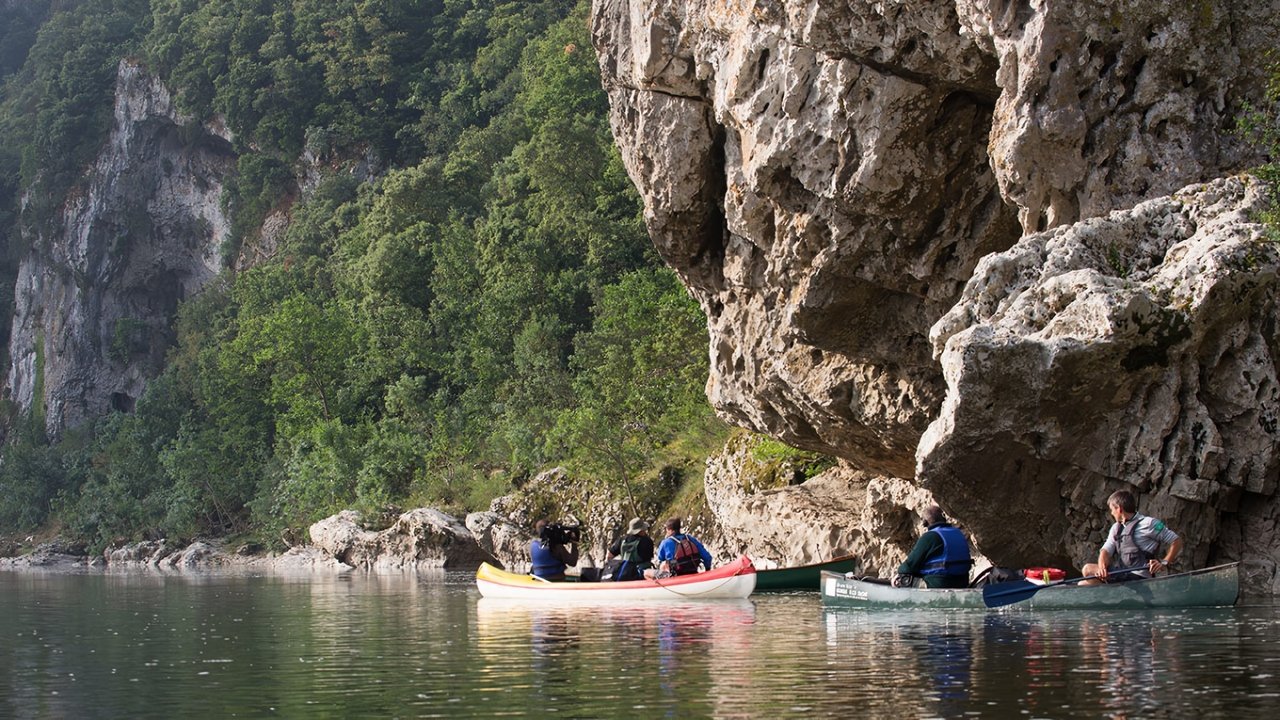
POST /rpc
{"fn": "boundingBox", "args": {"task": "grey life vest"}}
[1112,515,1156,567]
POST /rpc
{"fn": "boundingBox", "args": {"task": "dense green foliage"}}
[0,2,52,78]
[1240,61,1280,239]
[0,0,728,548]
[2,0,149,222]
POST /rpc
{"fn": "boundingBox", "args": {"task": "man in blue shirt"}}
[646,517,712,578]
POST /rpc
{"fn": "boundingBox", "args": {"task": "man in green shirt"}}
[894,505,973,588]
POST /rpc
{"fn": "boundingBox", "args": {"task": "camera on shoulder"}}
[540,522,581,545]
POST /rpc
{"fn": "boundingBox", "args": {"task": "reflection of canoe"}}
[476,555,757,601]
[754,555,860,591]
[820,563,1240,609]
[473,598,757,670]
[475,597,757,630]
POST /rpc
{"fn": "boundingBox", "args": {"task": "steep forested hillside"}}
[0,0,729,549]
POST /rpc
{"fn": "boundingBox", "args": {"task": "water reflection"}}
[820,606,1279,718]
[0,570,480,718]
[921,623,972,716]
[475,599,756,715]
[5,572,1280,718]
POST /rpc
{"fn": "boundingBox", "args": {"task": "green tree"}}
[8,0,150,216]
[56,375,189,548]
[0,420,75,532]
[4,0,727,548]
[0,0,52,78]
[554,269,716,514]
[237,293,367,433]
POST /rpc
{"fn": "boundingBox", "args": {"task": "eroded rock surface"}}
[592,0,1280,590]
[465,511,533,573]
[308,509,498,570]
[6,60,234,435]
[702,431,991,575]
[594,0,1024,478]
[923,177,1280,588]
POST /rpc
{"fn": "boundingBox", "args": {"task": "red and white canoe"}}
[475,555,757,601]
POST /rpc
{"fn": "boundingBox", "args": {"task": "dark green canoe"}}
[820,562,1239,609]
[754,555,861,591]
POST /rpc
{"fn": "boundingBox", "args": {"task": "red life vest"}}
[671,534,701,575]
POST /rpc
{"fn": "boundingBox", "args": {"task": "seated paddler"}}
[893,504,973,589]
[1080,489,1182,585]
[530,518,580,581]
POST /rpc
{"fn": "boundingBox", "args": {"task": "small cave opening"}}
[111,392,136,414]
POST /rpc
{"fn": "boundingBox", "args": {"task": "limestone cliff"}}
[593,0,1280,593]
[5,59,233,433]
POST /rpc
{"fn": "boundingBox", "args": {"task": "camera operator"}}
[530,518,580,581]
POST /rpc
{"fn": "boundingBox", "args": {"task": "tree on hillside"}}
[0,1,725,548]
[554,269,715,516]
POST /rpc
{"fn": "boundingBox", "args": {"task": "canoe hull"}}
[754,555,860,591]
[476,555,757,601]
[821,562,1239,609]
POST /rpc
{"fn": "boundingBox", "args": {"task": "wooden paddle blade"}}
[982,579,1041,608]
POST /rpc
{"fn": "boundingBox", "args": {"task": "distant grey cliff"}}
[6,59,233,432]
[592,0,1280,593]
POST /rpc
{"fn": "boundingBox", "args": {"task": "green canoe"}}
[820,562,1240,609]
[754,555,861,591]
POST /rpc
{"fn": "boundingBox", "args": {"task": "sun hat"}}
[627,518,649,534]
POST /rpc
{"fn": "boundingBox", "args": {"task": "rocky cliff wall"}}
[6,60,233,433]
[592,0,1280,592]
[924,176,1279,580]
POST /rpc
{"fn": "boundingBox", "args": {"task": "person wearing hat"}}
[605,518,654,581]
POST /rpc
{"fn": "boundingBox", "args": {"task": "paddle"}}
[982,565,1147,608]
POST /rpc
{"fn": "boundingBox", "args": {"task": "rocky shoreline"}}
[0,437,940,580]
[0,515,503,575]
[10,433,1266,597]
[0,538,350,573]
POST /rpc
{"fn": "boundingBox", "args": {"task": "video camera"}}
[540,522,581,545]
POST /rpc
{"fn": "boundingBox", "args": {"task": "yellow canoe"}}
[475,555,757,601]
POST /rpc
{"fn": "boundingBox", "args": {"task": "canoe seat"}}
[851,575,891,585]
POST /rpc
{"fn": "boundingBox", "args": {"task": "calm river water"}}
[2,569,1278,718]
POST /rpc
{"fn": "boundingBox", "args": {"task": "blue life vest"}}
[920,525,972,577]
[530,540,566,579]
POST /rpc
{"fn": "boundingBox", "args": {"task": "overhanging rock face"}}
[592,0,1280,590]
[593,0,1021,478]
[923,177,1279,572]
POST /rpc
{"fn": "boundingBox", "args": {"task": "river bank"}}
[0,536,348,572]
